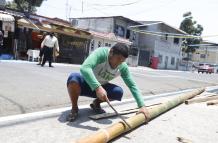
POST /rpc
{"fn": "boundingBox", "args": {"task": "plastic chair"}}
[27,49,40,62]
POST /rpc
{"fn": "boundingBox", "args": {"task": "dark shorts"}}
[67,73,123,101]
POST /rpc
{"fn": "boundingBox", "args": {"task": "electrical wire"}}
[131,28,218,39]
[86,0,143,7]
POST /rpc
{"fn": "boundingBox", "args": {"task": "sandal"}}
[67,110,78,122]
[90,103,106,114]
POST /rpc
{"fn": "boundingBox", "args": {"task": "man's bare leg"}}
[67,82,81,121]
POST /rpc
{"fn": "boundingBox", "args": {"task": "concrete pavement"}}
[0,87,218,143]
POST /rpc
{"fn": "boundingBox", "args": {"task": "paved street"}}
[0,60,217,117]
[0,60,218,143]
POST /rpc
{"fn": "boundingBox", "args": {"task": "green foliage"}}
[6,0,44,13]
[180,12,204,53]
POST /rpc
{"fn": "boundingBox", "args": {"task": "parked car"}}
[198,63,214,74]
[210,64,218,73]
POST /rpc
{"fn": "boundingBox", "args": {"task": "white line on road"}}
[132,72,174,78]
[2,86,218,127]
[132,71,218,85]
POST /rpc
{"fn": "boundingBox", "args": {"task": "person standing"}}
[37,32,47,65]
[0,30,3,56]
[41,32,59,67]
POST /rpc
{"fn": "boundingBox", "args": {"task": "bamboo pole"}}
[207,100,218,106]
[74,88,205,143]
[185,95,218,105]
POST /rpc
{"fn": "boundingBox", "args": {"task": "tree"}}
[180,12,204,53]
[6,0,45,14]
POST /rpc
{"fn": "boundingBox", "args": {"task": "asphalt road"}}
[0,60,217,117]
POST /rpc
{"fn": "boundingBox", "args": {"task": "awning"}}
[0,13,15,22]
[18,18,91,39]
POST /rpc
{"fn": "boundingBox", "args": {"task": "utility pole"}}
[82,0,83,13]
[66,0,69,20]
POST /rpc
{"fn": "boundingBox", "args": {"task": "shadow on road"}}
[58,108,113,131]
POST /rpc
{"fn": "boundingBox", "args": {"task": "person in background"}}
[66,43,150,122]
[37,32,47,65]
[41,32,59,67]
[0,30,3,56]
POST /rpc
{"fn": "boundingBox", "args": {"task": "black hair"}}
[49,32,54,37]
[111,43,129,58]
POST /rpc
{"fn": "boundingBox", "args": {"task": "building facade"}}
[135,21,186,70]
[192,42,218,64]
[70,16,141,66]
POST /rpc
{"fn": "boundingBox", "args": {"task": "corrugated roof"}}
[89,30,132,45]
[0,12,14,22]
[136,21,187,34]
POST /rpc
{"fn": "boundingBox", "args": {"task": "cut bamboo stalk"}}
[177,136,192,143]
[207,100,218,106]
[185,96,218,105]
[74,88,205,143]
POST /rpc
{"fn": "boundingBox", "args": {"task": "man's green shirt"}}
[80,47,145,107]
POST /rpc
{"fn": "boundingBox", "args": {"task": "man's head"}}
[109,43,129,69]
[49,32,55,37]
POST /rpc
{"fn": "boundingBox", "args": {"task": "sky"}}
[7,0,218,43]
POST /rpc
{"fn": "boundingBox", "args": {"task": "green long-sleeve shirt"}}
[80,47,145,107]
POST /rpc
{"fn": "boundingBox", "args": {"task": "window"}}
[98,41,101,48]
[71,19,78,26]
[174,38,179,44]
[115,25,125,37]
[105,43,112,47]
[200,54,206,59]
[165,34,168,40]
[158,55,163,64]
[126,29,130,39]
[91,40,94,51]
[171,57,175,65]
[129,48,138,56]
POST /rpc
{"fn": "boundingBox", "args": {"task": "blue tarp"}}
[0,54,13,60]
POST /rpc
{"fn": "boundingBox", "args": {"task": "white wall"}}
[89,37,116,54]
[154,39,182,69]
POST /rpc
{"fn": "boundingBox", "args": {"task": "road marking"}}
[1,87,214,127]
[132,72,174,78]
[132,71,218,85]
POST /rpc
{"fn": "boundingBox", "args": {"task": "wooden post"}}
[74,88,205,143]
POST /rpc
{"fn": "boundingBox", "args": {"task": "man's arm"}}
[41,36,46,48]
[119,63,145,107]
[80,48,108,91]
[54,38,59,52]
[120,64,150,121]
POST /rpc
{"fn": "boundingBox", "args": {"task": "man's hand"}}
[95,86,108,102]
[138,106,150,123]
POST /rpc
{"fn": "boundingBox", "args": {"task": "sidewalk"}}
[0,88,217,143]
